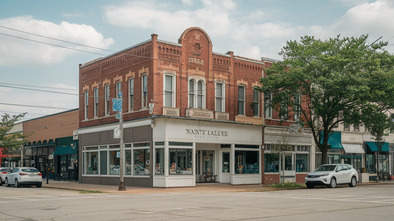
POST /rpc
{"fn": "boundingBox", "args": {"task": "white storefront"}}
[152,118,262,187]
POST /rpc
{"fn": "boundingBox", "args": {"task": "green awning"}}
[320,131,343,149]
[54,145,77,155]
[366,142,389,152]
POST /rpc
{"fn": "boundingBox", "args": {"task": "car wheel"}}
[5,178,10,187]
[15,179,19,188]
[349,176,357,187]
[329,177,337,188]
[306,184,314,189]
[37,183,42,188]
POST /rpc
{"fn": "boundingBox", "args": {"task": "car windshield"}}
[21,168,39,172]
[315,165,337,172]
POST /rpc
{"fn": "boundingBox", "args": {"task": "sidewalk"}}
[42,181,277,194]
[42,180,394,194]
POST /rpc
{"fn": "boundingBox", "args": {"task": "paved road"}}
[1,184,394,220]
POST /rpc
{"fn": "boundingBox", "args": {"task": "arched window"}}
[197,80,204,109]
[188,79,195,108]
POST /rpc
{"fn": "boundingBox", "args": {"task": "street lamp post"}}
[114,92,126,191]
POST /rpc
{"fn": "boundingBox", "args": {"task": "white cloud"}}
[103,0,295,59]
[182,0,194,6]
[0,16,114,66]
[310,0,394,46]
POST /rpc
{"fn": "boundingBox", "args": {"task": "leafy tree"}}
[256,35,394,165]
[0,113,27,155]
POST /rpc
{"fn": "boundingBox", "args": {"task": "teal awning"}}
[54,145,77,155]
[320,131,343,149]
[366,142,389,152]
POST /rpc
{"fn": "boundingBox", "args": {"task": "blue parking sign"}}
[112,98,122,112]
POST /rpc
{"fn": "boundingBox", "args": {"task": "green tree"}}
[256,35,394,165]
[0,113,27,155]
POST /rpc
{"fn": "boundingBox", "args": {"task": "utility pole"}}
[116,92,126,191]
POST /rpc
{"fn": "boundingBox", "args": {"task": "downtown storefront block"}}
[79,117,262,187]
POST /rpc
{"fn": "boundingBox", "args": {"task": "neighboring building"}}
[0,122,23,167]
[23,109,79,181]
[78,27,307,187]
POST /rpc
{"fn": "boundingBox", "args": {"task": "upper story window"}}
[264,91,272,118]
[84,90,89,120]
[129,78,134,111]
[354,124,359,132]
[93,87,99,118]
[164,74,175,107]
[141,74,148,108]
[188,79,206,109]
[215,82,225,112]
[188,79,195,108]
[253,88,260,117]
[115,81,121,98]
[104,84,110,116]
[238,85,245,115]
[280,97,288,120]
[197,80,205,109]
[294,94,301,122]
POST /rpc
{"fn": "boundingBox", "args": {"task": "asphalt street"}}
[1,184,394,220]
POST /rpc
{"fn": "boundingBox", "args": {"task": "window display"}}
[235,150,259,174]
[296,154,308,172]
[155,148,164,175]
[109,150,120,175]
[133,149,150,175]
[85,152,98,174]
[264,153,279,172]
[169,149,192,175]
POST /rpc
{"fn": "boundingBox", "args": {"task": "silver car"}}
[305,164,358,188]
[0,167,12,185]
[5,167,42,188]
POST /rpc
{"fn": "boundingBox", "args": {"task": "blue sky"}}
[1,0,393,121]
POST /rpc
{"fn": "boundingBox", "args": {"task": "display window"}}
[169,149,193,175]
[235,150,259,174]
[155,148,164,175]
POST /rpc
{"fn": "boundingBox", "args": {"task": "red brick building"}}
[78,27,312,187]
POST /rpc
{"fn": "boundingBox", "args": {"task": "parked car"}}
[0,167,12,186]
[305,164,358,188]
[5,167,42,188]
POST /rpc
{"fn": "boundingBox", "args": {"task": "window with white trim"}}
[141,74,148,108]
[238,85,245,115]
[215,82,225,112]
[129,78,134,111]
[84,90,89,120]
[253,88,260,117]
[264,91,272,118]
[188,79,195,108]
[104,84,110,116]
[197,80,204,108]
[294,94,301,122]
[164,74,175,107]
[93,87,98,118]
[115,81,121,98]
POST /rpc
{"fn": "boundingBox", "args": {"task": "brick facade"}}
[78,27,298,128]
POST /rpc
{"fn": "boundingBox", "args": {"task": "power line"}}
[0,84,78,96]
[0,25,115,53]
[0,32,107,56]
[0,102,75,110]
[0,81,77,91]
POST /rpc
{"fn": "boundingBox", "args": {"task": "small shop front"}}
[365,141,390,180]
[53,137,78,181]
[152,118,262,187]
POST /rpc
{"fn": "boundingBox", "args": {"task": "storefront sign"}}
[186,129,228,138]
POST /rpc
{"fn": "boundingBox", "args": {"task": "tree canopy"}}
[256,35,394,164]
[0,113,27,153]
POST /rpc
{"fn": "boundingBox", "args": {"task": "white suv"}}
[305,164,358,188]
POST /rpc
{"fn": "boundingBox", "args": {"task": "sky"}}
[0,0,393,122]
